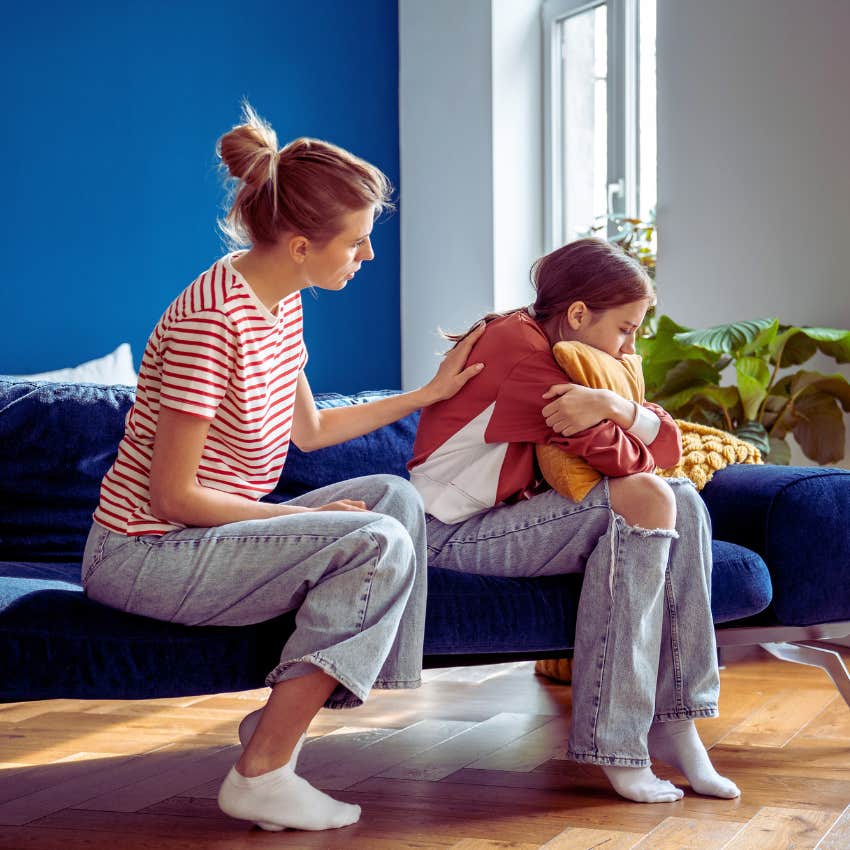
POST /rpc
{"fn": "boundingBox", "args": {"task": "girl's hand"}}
[542,384,616,436]
[310,499,369,513]
[418,322,487,405]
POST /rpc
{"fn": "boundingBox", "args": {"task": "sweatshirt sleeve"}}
[483,350,680,476]
[640,402,682,469]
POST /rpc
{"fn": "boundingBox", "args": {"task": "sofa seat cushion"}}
[0,538,770,702]
[702,464,850,626]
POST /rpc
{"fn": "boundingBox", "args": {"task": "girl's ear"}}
[566,301,588,330]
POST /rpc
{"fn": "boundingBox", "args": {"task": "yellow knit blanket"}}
[657,420,763,490]
[535,421,762,684]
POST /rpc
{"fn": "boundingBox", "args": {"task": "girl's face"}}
[562,298,651,359]
[304,206,376,291]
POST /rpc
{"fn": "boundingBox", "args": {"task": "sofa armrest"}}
[701,464,850,626]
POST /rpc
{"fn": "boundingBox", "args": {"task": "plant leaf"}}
[735,356,771,421]
[767,436,792,465]
[734,421,770,455]
[770,327,817,367]
[656,384,740,419]
[673,318,777,356]
[652,359,723,399]
[638,315,718,393]
[789,371,850,412]
[792,392,846,464]
[770,326,850,366]
[742,319,779,356]
[796,327,850,364]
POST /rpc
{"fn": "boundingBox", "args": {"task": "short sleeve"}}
[158,314,236,419]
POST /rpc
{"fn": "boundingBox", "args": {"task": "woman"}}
[81,104,484,832]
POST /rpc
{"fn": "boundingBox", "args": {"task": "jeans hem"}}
[653,706,719,722]
[265,651,369,709]
[567,750,650,768]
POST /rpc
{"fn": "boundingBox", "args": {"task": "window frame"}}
[542,0,641,251]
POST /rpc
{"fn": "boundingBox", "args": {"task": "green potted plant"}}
[638,316,850,464]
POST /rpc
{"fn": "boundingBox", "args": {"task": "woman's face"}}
[304,207,376,291]
[563,298,651,359]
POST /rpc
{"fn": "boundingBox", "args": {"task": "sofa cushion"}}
[0,379,419,562]
[702,464,850,626]
[0,538,770,701]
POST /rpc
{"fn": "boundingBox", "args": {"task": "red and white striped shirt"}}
[93,253,307,536]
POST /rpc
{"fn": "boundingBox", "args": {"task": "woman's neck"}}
[232,244,303,312]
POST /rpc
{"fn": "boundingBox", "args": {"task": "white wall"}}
[656,0,850,465]
[399,0,542,391]
[400,0,850,462]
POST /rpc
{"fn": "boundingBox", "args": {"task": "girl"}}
[81,105,484,833]
[409,238,740,804]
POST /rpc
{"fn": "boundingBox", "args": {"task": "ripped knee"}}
[608,473,677,530]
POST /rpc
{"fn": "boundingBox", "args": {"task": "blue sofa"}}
[2,378,849,704]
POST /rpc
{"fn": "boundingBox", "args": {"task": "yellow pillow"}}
[536,341,645,502]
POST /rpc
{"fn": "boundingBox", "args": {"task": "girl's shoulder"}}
[480,311,550,354]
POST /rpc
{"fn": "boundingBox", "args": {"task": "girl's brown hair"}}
[217,103,393,247]
[444,238,655,344]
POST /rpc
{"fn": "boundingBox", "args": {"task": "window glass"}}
[560,4,608,243]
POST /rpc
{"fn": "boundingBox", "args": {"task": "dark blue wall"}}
[1,0,400,393]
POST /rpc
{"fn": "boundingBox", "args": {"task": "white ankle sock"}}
[601,764,684,803]
[238,708,306,768]
[648,719,740,798]
[218,759,361,831]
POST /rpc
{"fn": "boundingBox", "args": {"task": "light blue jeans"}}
[425,477,719,767]
[81,475,427,710]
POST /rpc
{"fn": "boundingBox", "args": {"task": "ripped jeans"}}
[424,477,719,767]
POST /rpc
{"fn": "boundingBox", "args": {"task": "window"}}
[543,0,657,249]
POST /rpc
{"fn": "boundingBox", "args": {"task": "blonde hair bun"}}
[217,103,279,191]
[216,101,393,248]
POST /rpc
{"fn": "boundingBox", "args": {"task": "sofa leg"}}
[760,641,850,710]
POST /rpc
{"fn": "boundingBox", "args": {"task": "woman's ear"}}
[566,301,588,330]
[288,235,309,264]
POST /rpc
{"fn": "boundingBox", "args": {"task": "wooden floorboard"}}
[1,647,849,848]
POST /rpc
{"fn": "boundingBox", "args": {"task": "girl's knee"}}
[609,473,677,530]
[666,476,711,531]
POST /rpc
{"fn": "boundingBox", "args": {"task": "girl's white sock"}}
[601,765,684,803]
[217,758,361,831]
[648,719,740,798]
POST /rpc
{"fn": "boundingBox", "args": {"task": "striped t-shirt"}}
[93,253,307,536]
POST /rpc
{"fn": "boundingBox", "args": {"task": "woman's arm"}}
[290,323,486,451]
[149,408,367,526]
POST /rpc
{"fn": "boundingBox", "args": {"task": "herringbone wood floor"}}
[1,646,848,849]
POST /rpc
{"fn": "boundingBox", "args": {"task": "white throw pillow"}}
[10,343,138,386]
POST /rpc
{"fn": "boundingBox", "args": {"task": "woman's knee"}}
[608,473,677,530]
[365,515,419,585]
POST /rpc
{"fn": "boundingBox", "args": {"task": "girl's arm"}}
[148,408,367,526]
[290,323,486,451]
[542,384,637,433]
[541,386,681,469]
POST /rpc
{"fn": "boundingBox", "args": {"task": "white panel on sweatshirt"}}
[410,402,509,524]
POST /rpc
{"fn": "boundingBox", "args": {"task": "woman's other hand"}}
[310,499,368,513]
[419,321,487,405]
[541,384,617,436]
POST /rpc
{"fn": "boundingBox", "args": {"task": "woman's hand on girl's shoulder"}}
[419,321,487,406]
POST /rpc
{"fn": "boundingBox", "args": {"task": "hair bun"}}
[217,104,280,190]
